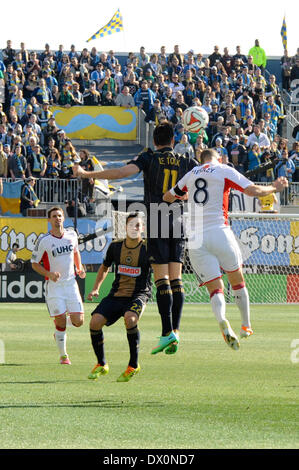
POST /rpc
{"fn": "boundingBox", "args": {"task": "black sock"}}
[170,279,185,331]
[155,278,173,336]
[126,326,140,369]
[90,329,106,365]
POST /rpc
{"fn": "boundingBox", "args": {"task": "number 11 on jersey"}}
[163,169,178,193]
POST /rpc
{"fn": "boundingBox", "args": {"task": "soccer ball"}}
[182,106,209,133]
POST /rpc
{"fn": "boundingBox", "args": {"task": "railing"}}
[3,178,82,204]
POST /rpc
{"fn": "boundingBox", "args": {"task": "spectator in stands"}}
[5,242,19,270]
[115,86,135,108]
[27,143,47,178]
[290,58,299,81]
[90,63,105,85]
[290,141,299,182]
[98,68,117,99]
[228,134,247,174]
[158,46,168,72]
[233,46,247,66]
[20,176,38,216]
[57,83,75,108]
[173,133,194,157]
[8,143,27,180]
[208,46,222,67]
[33,78,52,105]
[2,40,16,66]
[79,149,94,201]
[280,49,292,91]
[46,147,62,180]
[168,73,185,99]
[71,82,83,105]
[161,98,175,121]
[247,143,262,175]
[246,124,270,150]
[83,81,101,106]
[0,142,8,177]
[168,45,184,68]
[248,39,267,75]
[134,80,155,119]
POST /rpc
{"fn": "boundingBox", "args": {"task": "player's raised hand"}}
[87,290,99,301]
[49,271,61,282]
[273,177,288,192]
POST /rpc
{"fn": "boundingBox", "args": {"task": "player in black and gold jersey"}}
[74,122,198,356]
[87,213,151,382]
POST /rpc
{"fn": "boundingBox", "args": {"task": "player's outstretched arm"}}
[244,177,288,197]
[87,264,109,301]
[73,163,139,180]
[163,187,189,203]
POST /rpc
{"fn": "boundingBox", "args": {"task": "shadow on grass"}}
[0,400,164,409]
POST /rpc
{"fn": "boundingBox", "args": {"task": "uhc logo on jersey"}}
[117,265,141,277]
[52,244,74,257]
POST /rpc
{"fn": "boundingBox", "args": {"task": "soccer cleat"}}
[60,355,71,365]
[164,342,179,355]
[88,364,109,380]
[219,320,240,351]
[240,325,253,339]
[151,331,179,355]
[116,365,141,382]
[165,331,180,355]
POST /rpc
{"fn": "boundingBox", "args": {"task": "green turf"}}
[0,303,298,449]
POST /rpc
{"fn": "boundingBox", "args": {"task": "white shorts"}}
[188,226,242,286]
[45,278,84,317]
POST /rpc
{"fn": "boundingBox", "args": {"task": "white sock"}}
[210,289,226,323]
[233,285,251,328]
[54,329,67,356]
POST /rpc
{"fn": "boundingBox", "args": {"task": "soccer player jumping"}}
[163,149,288,350]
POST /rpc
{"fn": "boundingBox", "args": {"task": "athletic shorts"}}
[146,208,185,264]
[91,295,147,326]
[147,237,185,264]
[188,226,242,286]
[45,278,84,317]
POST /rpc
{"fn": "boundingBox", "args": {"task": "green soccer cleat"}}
[219,320,240,351]
[88,363,109,380]
[151,331,179,355]
[116,365,141,382]
[165,341,179,355]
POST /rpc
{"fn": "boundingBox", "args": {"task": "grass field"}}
[0,302,298,450]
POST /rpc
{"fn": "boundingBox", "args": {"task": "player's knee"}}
[124,313,138,330]
[71,314,84,327]
[90,313,106,330]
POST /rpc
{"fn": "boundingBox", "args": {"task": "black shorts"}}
[147,237,185,264]
[91,295,147,326]
[146,208,185,264]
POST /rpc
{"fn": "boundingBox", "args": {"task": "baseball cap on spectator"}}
[216,137,222,143]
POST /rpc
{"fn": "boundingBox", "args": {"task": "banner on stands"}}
[51,106,137,140]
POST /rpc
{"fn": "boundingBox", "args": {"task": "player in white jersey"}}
[31,206,86,364]
[163,149,288,350]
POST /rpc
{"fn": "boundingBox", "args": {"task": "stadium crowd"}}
[0,39,299,214]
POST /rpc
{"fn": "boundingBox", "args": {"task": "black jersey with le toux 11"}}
[128,147,198,206]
